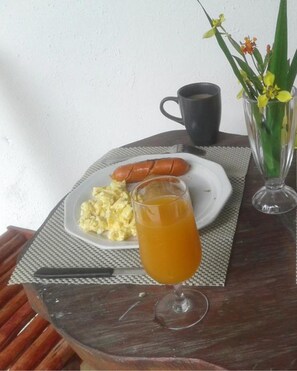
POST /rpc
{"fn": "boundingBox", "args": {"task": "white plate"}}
[64,153,232,250]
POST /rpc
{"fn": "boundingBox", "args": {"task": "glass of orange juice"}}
[131,175,208,330]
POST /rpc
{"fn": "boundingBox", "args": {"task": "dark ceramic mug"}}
[160,82,221,145]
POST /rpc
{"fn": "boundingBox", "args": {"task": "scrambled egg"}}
[79,180,136,241]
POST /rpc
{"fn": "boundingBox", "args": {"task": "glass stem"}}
[172,284,190,313]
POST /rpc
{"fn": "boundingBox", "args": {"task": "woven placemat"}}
[9,145,251,287]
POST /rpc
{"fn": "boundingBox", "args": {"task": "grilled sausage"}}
[111,158,190,183]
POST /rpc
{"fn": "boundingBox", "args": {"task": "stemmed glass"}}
[131,175,208,330]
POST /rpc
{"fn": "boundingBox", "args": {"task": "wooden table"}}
[24,130,297,370]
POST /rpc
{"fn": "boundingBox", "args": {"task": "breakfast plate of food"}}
[64,153,232,250]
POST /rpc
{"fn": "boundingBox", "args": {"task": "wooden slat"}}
[0,247,23,276]
[0,233,27,262]
[0,229,18,246]
[0,301,35,350]
[35,338,76,370]
[0,226,81,370]
[0,266,15,288]
[0,284,22,308]
[0,289,27,326]
[7,226,35,240]
[9,325,62,370]
[0,315,48,370]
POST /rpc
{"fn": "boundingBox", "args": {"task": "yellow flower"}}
[203,14,225,38]
[257,71,292,108]
[212,14,225,27]
[263,71,275,87]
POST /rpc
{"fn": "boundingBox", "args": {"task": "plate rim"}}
[64,152,232,250]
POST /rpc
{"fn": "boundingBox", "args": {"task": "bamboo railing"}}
[0,226,81,370]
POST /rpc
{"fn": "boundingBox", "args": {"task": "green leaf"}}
[253,48,264,74]
[287,49,297,90]
[269,0,288,89]
[197,0,254,99]
[227,35,243,55]
[264,50,271,71]
[233,55,263,92]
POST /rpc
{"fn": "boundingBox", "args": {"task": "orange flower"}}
[240,37,257,55]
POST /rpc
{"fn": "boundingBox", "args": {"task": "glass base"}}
[154,288,208,330]
[252,185,297,214]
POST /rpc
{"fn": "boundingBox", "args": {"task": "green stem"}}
[252,103,285,178]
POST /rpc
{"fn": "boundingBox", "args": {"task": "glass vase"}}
[243,87,297,214]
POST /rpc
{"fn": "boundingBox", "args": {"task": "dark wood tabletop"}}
[24,130,297,370]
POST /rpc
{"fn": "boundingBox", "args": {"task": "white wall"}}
[1,0,296,234]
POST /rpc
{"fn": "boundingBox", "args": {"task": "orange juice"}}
[136,195,201,284]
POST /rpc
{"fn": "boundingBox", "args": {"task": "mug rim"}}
[178,82,221,100]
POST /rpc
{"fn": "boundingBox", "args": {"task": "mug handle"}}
[159,97,184,125]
